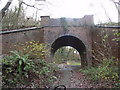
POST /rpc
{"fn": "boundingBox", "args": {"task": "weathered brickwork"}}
[1,28,44,54]
[41,16,94,67]
[0,15,118,67]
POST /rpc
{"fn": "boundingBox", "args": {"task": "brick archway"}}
[51,35,87,67]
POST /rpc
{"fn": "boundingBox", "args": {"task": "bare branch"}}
[22,1,42,10]
[110,0,120,16]
[114,2,120,5]
[100,2,112,22]
[113,1,120,16]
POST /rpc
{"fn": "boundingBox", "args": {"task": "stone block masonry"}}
[0,15,118,67]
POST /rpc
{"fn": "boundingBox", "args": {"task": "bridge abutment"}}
[41,16,94,67]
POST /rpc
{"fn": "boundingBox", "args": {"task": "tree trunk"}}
[1,0,13,18]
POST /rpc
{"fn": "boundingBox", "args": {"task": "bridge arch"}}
[51,35,88,67]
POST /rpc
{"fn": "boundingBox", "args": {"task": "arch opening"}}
[51,35,87,67]
[53,46,81,65]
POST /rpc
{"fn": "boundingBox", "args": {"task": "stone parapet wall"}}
[0,27,44,54]
[40,15,94,27]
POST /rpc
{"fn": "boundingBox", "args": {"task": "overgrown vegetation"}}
[53,46,80,64]
[80,59,120,88]
[97,22,120,26]
[14,41,49,59]
[2,41,58,88]
[80,59,118,79]
[80,27,120,88]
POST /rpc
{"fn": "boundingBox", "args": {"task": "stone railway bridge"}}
[0,15,118,67]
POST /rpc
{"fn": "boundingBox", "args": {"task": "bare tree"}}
[1,0,47,30]
[110,0,120,18]
[1,0,13,18]
[1,0,46,18]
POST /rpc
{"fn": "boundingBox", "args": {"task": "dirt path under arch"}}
[53,64,114,88]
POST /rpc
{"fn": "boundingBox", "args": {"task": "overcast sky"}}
[0,0,119,24]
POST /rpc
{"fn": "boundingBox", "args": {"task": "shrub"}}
[2,51,35,86]
[15,41,49,59]
[2,50,57,87]
[80,59,119,86]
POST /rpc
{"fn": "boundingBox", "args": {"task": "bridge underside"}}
[51,35,88,67]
